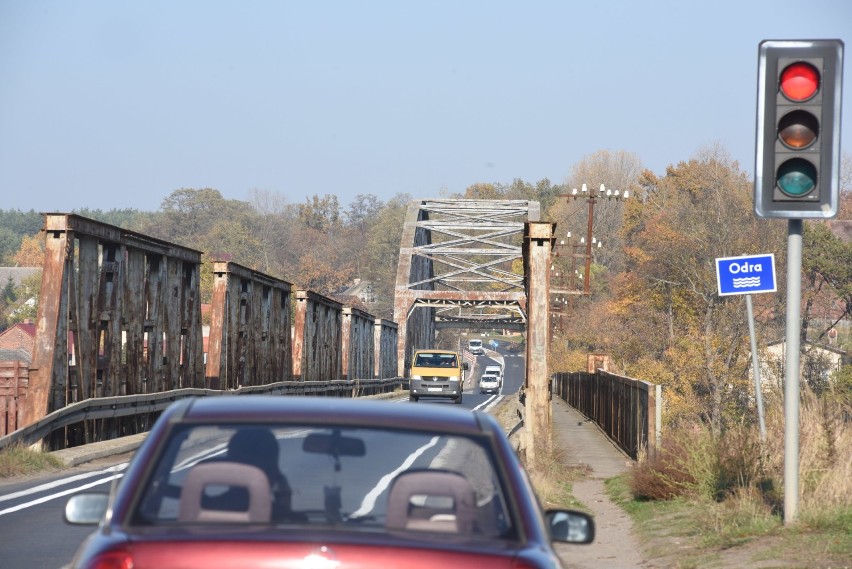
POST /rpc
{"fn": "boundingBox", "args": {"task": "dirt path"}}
[554,477,645,568]
[537,397,644,566]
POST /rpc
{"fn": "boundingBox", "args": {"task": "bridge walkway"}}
[551,396,644,568]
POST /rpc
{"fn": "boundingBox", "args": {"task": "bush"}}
[630,388,851,525]
[629,424,719,500]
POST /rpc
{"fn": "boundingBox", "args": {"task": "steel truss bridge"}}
[393,199,540,375]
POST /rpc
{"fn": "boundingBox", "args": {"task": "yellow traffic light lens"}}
[777,110,819,149]
[779,62,820,101]
[776,158,817,197]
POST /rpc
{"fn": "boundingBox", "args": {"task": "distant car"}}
[468,338,485,355]
[408,349,468,404]
[484,364,504,387]
[64,396,594,569]
[479,371,501,394]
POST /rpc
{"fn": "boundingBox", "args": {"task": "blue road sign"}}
[715,254,777,296]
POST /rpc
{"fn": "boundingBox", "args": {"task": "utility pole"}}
[560,183,629,295]
[524,221,555,471]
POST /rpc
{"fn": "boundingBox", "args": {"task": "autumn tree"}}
[364,194,412,319]
[297,194,341,232]
[12,234,45,267]
[547,150,644,280]
[608,148,784,432]
[5,270,41,326]
[343,194,385,277]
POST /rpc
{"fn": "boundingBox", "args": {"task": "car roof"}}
[168,395,491,436]
[413,349,459,355]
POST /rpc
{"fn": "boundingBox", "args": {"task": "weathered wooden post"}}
[523,221,555,469]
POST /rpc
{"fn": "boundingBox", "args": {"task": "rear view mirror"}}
[65,493,110,525]
[546,509,595,544]
[303,431,366,457]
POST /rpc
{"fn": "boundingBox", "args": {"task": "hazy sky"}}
[1,0,850,213]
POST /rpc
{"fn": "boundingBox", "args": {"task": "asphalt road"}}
[0,350,524,569]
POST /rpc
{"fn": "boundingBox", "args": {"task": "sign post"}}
[716,253,777,441]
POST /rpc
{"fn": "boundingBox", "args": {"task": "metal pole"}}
[784,219,803,525]
[584,197,595,295]
[655,383,662,452]
[745,294,766,441]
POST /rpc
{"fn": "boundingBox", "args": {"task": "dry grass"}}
[622,388,852,566]
[0,443,64,478]
[490,395,589,511]
[630,389,851,516]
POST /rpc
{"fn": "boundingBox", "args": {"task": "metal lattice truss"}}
[394,199,540,334]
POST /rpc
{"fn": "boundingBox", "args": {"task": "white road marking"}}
[349,436,440,518]
[0,473,123,516]
[0,462,128,504]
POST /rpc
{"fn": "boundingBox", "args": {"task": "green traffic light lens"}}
[776,158,817,197]
[778,110,819,149]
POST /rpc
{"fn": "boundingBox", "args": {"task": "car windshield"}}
[414,353,457,367]
[133,423,515,541]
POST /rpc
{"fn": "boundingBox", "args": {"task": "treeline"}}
[0,179,566,324]
[546,149,852,430]
[3,148,851,428]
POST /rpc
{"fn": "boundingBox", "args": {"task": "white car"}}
[483,365,503,387]
[479,372,501,394]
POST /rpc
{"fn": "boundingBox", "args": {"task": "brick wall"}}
[0,360,28,436]
[0,322,35,355]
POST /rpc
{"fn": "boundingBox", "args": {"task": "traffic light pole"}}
[784,219,802,525]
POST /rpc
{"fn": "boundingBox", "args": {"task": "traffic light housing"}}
[755,39,844,219]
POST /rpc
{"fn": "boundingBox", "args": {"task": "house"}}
[753,339,848,394]
[336,278,376,306]
[0,320,36,363]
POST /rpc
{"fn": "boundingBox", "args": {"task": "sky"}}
[1,0,850,213]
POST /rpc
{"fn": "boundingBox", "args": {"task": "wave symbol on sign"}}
[733,277,761,288]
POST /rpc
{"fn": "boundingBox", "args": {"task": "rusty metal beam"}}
[24,214,204,428]
[206,262,293,390]
[293,290,343,382]
[373,319,398,379]
[342,306,375,381]
[394,199,538,376]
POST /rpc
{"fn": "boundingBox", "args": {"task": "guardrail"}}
[0,377,403,452]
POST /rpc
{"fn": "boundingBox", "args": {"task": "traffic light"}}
[755,39,844,219]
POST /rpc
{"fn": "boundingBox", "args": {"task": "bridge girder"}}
[393,199,540,375]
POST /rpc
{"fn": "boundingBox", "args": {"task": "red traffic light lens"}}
[777,110,819,149]
[777,158,817,197]
[779,62,820,101]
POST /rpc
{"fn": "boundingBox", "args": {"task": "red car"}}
[64,396,593,568]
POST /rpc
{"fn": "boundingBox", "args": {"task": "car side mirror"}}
[546,509,595,544]
[65,493,110,525]
[463,362,469,371]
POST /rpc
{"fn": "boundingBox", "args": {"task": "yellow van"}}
[409,349,468,404]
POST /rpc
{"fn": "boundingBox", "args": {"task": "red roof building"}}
[0,320,36,358]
